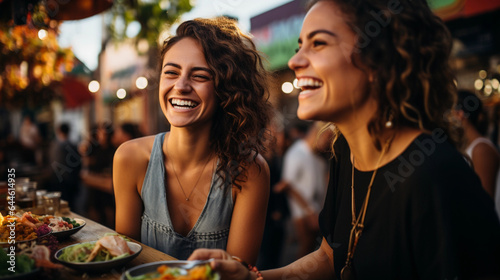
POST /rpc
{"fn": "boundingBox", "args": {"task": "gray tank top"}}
[140,132,233,260]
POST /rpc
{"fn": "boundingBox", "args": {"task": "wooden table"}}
[52,212,176,279]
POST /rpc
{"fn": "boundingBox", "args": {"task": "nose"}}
[288,49,308,71]
[173,74,192,93]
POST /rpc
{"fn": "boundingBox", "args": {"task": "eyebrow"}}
[298,29,337,43]
[162,62,212,74]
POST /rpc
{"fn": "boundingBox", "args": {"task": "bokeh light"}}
[474,79,484,91]
[117,88,127,99]
[88,80,100,93]
[479,70,487,79]
[282,82,294,94]
[136,77,148,89]
[38,29,47,40]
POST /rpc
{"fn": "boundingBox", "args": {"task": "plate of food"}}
[121,260,220,280]
[54,235,142,272]
[0,244,62,280]
[0,213,52,250]
[41,216,85,239]
[0,250,40,280]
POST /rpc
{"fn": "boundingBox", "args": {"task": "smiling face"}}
[159,37,218,128]
[288,1,375,124]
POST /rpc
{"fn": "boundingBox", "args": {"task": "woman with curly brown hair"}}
[189,0,500,279]
[113,17,272,263]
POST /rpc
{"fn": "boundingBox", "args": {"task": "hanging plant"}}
[108,0,193,47]
[0,1,74,108]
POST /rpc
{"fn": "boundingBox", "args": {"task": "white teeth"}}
[297,78,323,88]
[170,98,199,108]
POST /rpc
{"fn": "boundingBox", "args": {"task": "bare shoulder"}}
[473,141,500,161]
[239,153,270,194]
[114,135,158,192]
[246,153,270,178]
[115,135,156,163]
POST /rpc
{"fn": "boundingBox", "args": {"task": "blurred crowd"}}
[0,113,142,229]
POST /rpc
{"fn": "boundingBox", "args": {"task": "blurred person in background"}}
[274,121,331,258]
[456,89,500,216]
[112,122,142,148]
[19,113,41,166]
[49,123,81,209]
[80,122,142,228]
[285,119,310,145]
[257,110,290,269]
[79,122,115,227]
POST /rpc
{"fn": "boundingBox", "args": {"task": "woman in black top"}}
[188,0,500,279]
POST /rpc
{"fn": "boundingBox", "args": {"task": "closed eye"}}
[192,74,211,81]
[193,75,209,79]
[313,40,326,47]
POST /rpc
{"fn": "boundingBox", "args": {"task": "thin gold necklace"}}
[340,138,392,280]
[166,149,213,201]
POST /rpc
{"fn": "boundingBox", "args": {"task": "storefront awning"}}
[59,76,93,109]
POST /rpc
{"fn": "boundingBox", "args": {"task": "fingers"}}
[210,259,249,280]
[189,249,250,280]
[188,248,231,261]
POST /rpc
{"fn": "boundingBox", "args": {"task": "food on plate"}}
[0,248,34,276]
[45,216,79,232]
[22,244,63,269]
[26,212,80,232]
[58,235,134,263]
[1,212,83,239]
[0,244,62,277]
[0,213,38,242]
[127,264,219,280]
[61,217,81,228]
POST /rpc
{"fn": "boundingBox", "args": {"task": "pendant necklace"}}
[166,149,212,201]
[340,137,392,280]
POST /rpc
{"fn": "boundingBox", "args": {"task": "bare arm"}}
[226,154,270,265]
[80,171,113,193]
[262,238,334,279]
[189,238,335,280]
[113,139,148,240]
[274,180,315,215]
[472,143,500,198]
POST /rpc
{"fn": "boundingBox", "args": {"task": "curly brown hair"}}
[308,0,459,150]
[159,17,272,189]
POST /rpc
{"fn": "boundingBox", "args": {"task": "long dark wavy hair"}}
[159,17,272,189]
[308,0,460,150]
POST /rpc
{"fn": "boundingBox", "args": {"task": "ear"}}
[368,72,375,83]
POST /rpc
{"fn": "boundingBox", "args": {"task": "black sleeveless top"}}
[319,133,500,279]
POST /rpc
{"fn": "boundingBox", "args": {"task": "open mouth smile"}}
[297,78,324,92]
[169,98,200,110]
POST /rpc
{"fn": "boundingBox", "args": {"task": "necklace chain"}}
[166,149,212,201]
[341,137,393,280]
